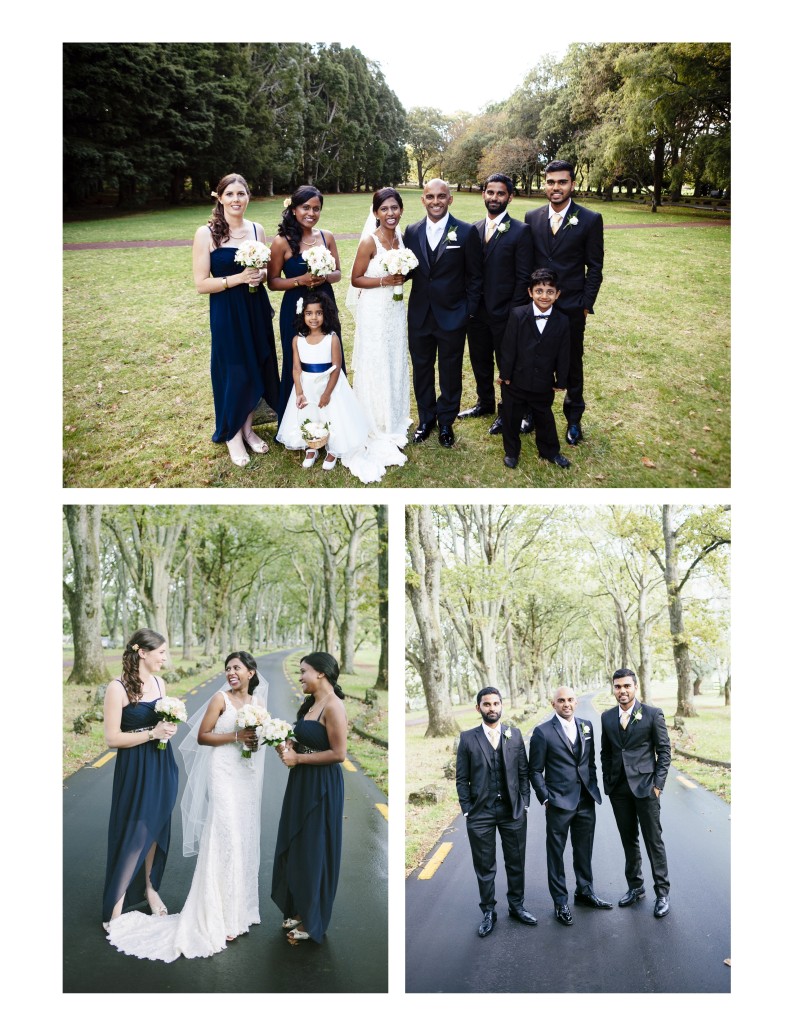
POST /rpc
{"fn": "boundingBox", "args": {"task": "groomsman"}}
[524,160,603,444]
[459,173,532,435]
[404,179,483,448]
[528,686,611,925]
[600,668,672,918]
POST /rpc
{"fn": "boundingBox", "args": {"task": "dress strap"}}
[253,222,257,240]
[155,676,163,697]
[320,230,327,246]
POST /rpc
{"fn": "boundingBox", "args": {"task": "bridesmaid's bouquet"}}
[236,704,271,759]
[233,240,271,293]
[153,697,188,750]
[303,245,336,283]
[379,247,419,300]
[259,717,296,748]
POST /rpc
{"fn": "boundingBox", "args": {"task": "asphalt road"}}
[406,693,730,993]
[63,649,388,993]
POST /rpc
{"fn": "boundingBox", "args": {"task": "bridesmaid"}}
[102,629,179,929]
[267,186,344,423]
[193,172,280,467]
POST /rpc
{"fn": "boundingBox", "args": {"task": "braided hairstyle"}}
[121,628,166,703]
[296,652,345,720]
[224,651,260,695]
[208,172,250,250]
[278,185,324,258]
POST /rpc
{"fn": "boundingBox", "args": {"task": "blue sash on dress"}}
[300,362,333,372]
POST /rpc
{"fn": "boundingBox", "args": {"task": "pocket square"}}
[446,244,461,250]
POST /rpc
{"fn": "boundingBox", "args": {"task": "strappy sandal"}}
[243,430,269,454]
[282,917,302,930]
[301,449,318,469]
[146,891,168,917]
[226,441,250,467]
[287,927,311,941]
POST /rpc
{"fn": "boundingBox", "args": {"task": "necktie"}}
[488,729,498,749]
[551,213,563,235]
[485,220,496,242]
[620,711,630,730]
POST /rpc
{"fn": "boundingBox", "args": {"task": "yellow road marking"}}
[375,803,388,820]
[92,752,116,768]
[678,776,697,789]
[419,842,453,879]
[343,759,357,772]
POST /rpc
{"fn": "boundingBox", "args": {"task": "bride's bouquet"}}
[303,244,336,282]
[154,697,188,750]
[378,247,419,301]
[236,704,271,758]
[233,239,271,292]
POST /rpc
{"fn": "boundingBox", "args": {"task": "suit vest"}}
[485,741,512,811]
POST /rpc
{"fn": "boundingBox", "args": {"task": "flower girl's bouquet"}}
[378,247,418,300]
[233,240,271,292]
[235,703,271,758]
[153,697,188,750]
[300,417,331,449]
[303,245,336,283]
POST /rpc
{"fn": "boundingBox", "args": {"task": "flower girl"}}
[276,293,398,483]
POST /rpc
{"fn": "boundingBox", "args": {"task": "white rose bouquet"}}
[154,697,188,750]
[233,240,271,293]
[235,703,271,759]
[259,717,296,748]
[300,417,330,446]
[303,244,336,282]
[379,247,418,301]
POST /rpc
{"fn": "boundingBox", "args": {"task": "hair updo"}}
[296,652,345,720]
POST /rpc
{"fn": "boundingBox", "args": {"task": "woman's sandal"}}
[146,891,168,917]
[282,917,302,930]
[243,430,269,454]
[226,441,250,467]
[287,927,310,941]
[301,449,318,469]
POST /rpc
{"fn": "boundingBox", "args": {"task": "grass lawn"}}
[63,192,730,489]
[63,644,387,795]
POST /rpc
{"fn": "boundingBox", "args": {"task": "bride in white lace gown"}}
[107,652,267,961]
[348,188,411,458]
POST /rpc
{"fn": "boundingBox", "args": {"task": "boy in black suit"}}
[498,269,571,470]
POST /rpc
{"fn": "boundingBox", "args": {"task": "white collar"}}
[532,302,553,317]
[427,212,450,235]
[548,200,572,220]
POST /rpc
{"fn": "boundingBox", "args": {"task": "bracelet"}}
[222,277,228,290]
[148,730,154,742]
[235,731,238,743]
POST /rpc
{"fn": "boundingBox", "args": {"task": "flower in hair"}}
[283,198,291,209]
[132,644,140,651]
[211,191,219,199]
[296,297,304,315]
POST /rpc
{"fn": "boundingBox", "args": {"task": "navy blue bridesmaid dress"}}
[209,230,280,443]
[102,684,179,922]
[271,717,344,943]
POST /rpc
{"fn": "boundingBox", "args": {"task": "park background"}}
[2,3,782,1017]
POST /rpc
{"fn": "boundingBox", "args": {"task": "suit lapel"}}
[417,219,429,271]
[573,718,585,762]
[434,215,456,265]
[552,716,574,753]
[550,202,577,251]
[483,214,509,260]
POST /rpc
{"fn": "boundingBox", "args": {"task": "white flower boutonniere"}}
[504,726,512,740]
[564,214,579,230]
[445,227,458,243]
[634,710,643,721]
[581,724,591,735]
[496,220,510,235]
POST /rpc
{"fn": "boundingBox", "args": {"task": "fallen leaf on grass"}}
[97,381,103,392]
[613,419,623,427]
[118,389,129,394]
[594,474,605,481]
[641,457,657,468]
[703,425,711,432]
[64,425,76,433]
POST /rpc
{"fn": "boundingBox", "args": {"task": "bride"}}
[348,187,411,461]
[106,652,267,961]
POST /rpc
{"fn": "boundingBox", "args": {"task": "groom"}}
[404,178,483,448]
[456,687,535,937]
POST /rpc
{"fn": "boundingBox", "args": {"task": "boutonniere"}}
[634,710,642,721]
[504,726,512,740]
[563,214,579,230]
[581,724,590,735]
[496,220,510,235]
[443,227,458,244]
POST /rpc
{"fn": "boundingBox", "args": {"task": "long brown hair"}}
[121,628,166,703]
[208,173,250,249]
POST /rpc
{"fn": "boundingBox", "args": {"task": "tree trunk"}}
[375,505,388,690]
[724,673,730,707]
[182,539,193,660]
[660,505,698,717]
[651,136,664,211]
[64,506,109,687]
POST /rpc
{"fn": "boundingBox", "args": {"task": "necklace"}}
[375,229,397,250]
[229,229,248,239]
[307,696,329,719]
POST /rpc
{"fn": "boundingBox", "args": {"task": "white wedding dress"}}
[350,232,411,453]
[107,691,264,961]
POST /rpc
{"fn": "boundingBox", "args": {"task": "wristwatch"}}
[148,730,154,742]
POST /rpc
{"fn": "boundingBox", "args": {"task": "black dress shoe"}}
[478,909,497,937]
[503,456,518,469]
[541,454,571,469]
[520,413,534,434]
[412,420,436,444]
[458,403,495,419]
[653,896,670,918]
[566,422,583,445]
[438,425,455,448]
[508,905,537,926]
[488,416,504,435]
[574,892,613,909]
[554,904,573,926]
[618,886,646,907]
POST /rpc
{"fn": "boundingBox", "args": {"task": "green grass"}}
[63,192,730,488]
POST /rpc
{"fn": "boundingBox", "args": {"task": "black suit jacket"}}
[525,201,604,315]
[499,305,570,392]
[403,214,483,332]
[528,716,602,811]
[472,213,532,323]
[456,723,530,821]
[600,701,672,799]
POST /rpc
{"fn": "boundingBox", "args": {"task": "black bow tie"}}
[535,314,550,320]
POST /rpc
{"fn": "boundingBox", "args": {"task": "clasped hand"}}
[153,721,177,740]
[241,267,265,286]
[276,740,297,768]
[238,726,259,751]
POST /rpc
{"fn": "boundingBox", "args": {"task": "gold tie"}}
[551,213,563,235]
[485,220,496,242]
[488,729,498,748]
[620,711,630,730]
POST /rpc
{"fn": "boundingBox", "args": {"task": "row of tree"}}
[406,504,730,736]
[63,505,388,688]
[63,43,410,206]
[408,43,730,203]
